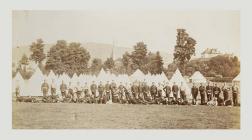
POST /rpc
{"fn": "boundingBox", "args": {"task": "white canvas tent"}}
[25,66,46,96]
[170,68,191,99]
[130,69,145,82]
[190,71,207,83]
[47,70,57,84]
[232,73,240,82]
[12,71,25,94]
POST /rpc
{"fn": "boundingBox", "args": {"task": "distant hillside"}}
[12,42,173,66]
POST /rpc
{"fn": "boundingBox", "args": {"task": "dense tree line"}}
[13,29,240,80]
[166,55,240,79]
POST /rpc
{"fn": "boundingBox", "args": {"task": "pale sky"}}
[13,10,240,57]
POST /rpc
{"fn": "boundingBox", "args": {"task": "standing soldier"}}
[150,82,157,100]
[206,82,213,102]
[75,81,82,100]
[68,82,74,100]
[191,83,198,105]
[83,82,91,103]
[41,79,49,97]
[98,81,105,104]
[222,82,229,101]
[51,79,57,96]
[105,81,111,103]
[118,82,124,103]
[142,82,150,100]
[60,80,67,98]
[15,80,21,98]
[163,82,171,102]
[199,83,206,105]
[131,82,139,100]
[90,81,97,103]
[213,83,221,99]
[172,82,179,101]
[180,82,187,103]
[232,83,239,106]
[110,80,118,103]
[156,82,163,104]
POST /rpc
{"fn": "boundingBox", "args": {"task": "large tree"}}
[173,29,196,75]
[89,58,103,75]
[19,54,29,66]
[103,57,115,71]
[45,40,90,76]
[30,39,46,63]
[131,42,148,72]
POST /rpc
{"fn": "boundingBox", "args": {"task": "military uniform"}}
[213,86,221,99]
[206,85,213,101]
[222,85,229,101]
[51,82,57,96]
[90,83,97,97]
[150,84,157,99]
[191,86,198,105]
[199,85,205,105]
[232,85,239,106]
[163,85,171,99]
[60,83,67,98]
[41,82,49,97]
[142,84,150,100]
[110,82,118,103]
[98,84,105,103]
[180,85,187,101]
[172,84,179,100]
[105,83,111,102]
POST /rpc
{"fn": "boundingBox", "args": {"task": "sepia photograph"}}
[12,10,240,129]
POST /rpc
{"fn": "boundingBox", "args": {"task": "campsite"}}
[12,66,240,129]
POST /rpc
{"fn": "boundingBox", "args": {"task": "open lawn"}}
[12,102,240,129]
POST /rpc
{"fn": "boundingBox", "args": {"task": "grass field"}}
[12,102,240,129]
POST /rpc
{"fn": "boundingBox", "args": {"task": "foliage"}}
[173,29,196,73]
[89,58,103,75]
[103,57,115,71]
[45,40,90,76]
[30,39,46,63]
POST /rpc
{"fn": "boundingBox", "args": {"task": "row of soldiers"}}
[37,79,239,106]
[191,82,239,106]
[41,80,182,104]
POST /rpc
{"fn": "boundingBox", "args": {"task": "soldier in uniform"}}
[172,82,179,101]
[98,81,105,104]
[150,82,157,100]
[206,82,213,102]
[232,83,239,106]
[191,83,198,105]
[163,82,171,103]
[75,81,83,100]
[51,79,57,96]
[131,82,139,101]
[213,83,221,99]
[222,82,229,101]
[110,80,118,103]
[68,82,74,100]
[180,82,187,103]
[90,81,98,103]
[15,80,21,98]
[105,81,111,103]
[142,82,150,101]
[83,82,91,103]
[118,82,124,103]
[60,80,67,98]
[41,79,49,97]
[199,83,206,105]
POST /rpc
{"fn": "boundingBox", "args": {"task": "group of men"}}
[191,82,239,106]
[15,79,239,106]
